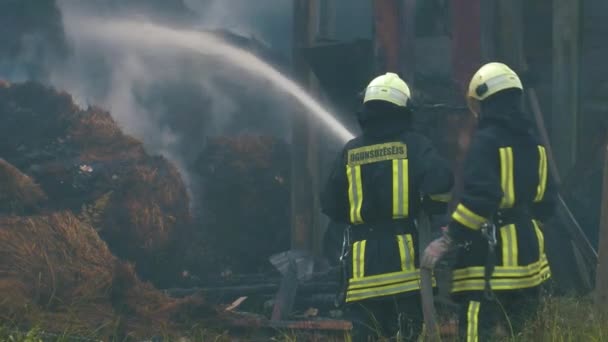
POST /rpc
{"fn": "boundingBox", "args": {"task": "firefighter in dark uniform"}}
[322,72,453,341]
[423,62,556,341]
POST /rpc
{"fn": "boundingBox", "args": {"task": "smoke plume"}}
[41,1,304,206]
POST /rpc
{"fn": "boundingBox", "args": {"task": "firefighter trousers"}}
[345,294,422,342]
[454,286,541,341]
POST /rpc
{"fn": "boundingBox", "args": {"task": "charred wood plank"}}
[229,316,352,331]
[164,281,339,298]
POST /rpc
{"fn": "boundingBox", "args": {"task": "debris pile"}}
[0,81,233,336]
[0,82,193,286]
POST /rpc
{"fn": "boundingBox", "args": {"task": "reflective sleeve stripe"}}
[346,165,364,224]
[392,159,409,219]
[467,301,481,342]
[533,220,545,257]
[452,203,487,230]
[499,147,515,208]
[429,192,451,202]
[500,224,518,267]
[397,234,415,272]
[534,146,548,202]
[352,240,366,279]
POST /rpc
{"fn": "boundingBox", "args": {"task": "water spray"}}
[64,17,355,143]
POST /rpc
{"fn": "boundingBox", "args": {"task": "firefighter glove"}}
[421,232,453,270]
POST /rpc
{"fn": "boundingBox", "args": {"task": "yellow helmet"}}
[467,62,523,116]
[363,72,411,108]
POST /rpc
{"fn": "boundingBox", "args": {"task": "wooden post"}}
[291,0,319,252]
[596,146,608,309]
[552,0,580,177]
[311,0,336,257]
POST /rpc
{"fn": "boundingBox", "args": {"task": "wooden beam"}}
[291,0,319,251]
[552,0,580,177]
[596,146,608,310]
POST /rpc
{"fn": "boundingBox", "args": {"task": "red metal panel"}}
[373,0,401,73]
[451,0,482,93]
[372,0,417,82]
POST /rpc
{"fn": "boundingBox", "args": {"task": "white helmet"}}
[363,72,412,108]
[467,62,523,116]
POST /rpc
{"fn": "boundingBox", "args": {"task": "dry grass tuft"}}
[517,295,608,342]
[0,212,219,338]
[0,159,47,214]
[69,107,146,162]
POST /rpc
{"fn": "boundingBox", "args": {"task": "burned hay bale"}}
[190,134,290,275]
[0,82,193,286]
[0,159,47,214]
[99,158,192,286]
[0,212,217,338]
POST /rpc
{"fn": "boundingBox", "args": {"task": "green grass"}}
[515,295,608,342]
[1,296,607,341]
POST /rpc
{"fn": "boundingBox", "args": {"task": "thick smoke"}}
[43,1,305,207]
[0,0,363,211]
[184,0,293,54]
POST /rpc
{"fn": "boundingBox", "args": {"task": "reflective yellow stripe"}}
[352,240,366,279]
[499,147,515,208]
[351,241,358,279]
[452,203,486,230]
[430,192,451,203]
[467,301,481,342]
[397,235,407,271]
[533,220,545,257]
[392,159,409,218]
[397,234,415,272]
[347,142,407,166]
[346,165,364,224]
[453,256,549,280]
[500,224,518,267]
[346,278,421,302]
[348,269,421,289]
[534,146,548,202]
[452,263,551,292]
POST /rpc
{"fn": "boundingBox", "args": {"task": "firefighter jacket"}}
[447,117,556,293]
[322,125,453,303]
